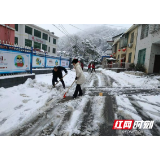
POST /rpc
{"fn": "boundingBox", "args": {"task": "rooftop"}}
[112,33,123,40]
[28,24,59,39]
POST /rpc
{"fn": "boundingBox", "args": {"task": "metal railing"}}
[103,62,131,69]
[0,42,70,76]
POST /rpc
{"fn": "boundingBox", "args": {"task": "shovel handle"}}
[65,80,76,94]
[53,74,67,87]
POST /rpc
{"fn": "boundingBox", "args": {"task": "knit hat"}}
[72,59,78,64]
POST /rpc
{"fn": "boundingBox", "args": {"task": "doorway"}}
[153,55,160,73]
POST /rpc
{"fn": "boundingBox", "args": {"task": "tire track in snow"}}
[128,97,160,136]
[99,95,117,136]
[55,96,90,136]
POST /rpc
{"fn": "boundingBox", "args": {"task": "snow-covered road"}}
[0,69,160,136]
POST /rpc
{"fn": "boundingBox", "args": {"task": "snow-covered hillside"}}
[57,25,126,56]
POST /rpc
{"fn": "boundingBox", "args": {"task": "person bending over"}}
[52,66,68,89]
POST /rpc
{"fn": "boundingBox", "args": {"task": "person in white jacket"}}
[72,59,85,98]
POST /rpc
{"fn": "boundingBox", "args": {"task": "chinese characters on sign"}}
[28,35,46,44]
[112,120,154,130]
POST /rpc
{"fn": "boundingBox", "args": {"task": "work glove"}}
[75,77,78,80]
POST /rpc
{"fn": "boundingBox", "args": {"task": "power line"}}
[54,24,98,59]
[52,24,86,56]
[59,24,89,55]
[53,24,100,59]
[52,24,75,53]
[69,24,86,32]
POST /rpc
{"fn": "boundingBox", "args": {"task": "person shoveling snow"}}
[72,59,85,99]
[52,66,68,89]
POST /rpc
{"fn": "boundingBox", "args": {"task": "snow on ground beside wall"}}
[0,73,35,79]
[0,79,52,134]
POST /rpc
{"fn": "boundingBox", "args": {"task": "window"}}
[112,44,117,53]
[128,52,132,63]
[49,37,50,42]
[42,44,47,51]
[120,37,127,48]
[115,44,117,52]
[118,42,121,49]
[140,24,149,39]
[25,39,32,47]
[48,47,50,52]
[34,29,41,38]
[138,49,146,65]
[34,42,41,49]
[25,25,32,35]
[118,55,120,60]
[130,32,134,43]
[52,48,56,53]
[15,24,18,31]
[43,33,48,40]
[53,38,56,44]
[15,37,18,45]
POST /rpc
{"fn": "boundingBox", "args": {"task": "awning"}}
[106,58,116,61]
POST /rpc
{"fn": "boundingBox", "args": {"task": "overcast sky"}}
[36,24,132,38]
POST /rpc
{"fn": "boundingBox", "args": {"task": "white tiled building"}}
[135,24,160,73]
[15,24,58,56]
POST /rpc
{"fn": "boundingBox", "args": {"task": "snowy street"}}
[0,69,160,136]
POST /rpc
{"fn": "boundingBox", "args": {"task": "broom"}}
[63,80,76,98]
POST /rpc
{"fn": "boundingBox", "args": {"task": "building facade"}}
[116,24,139,63]
[135,24,160,73]
[15,24,58,56]
[112,25,139,64]
[0,24,15,44]
[124,25,139,63]
[112,34,122,60]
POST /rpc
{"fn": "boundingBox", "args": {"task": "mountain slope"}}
[57,25,127,56]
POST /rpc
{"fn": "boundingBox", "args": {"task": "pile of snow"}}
[101,69,160,88]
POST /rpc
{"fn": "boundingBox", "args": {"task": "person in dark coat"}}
[52,66,68,88]
[91,63,96,73]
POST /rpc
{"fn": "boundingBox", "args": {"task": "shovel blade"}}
[63,93,66,98]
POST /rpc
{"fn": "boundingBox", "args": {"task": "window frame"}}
[53,38,56,44]
[42,33,48,40]
[25,39,32,47]
[52,48,56,53]
[130,32,134,43]
[15,24,18,31]
[34,29,41,38]
[128,52,132,63]
[34,41,41,49]
[138,48,146,65]
[25,25,32,35]
[42,44,47,51]
[15,37,18,45]
[140,24,149,40]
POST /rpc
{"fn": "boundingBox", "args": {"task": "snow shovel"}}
[63,80,76,98]
[53,74,67,88]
